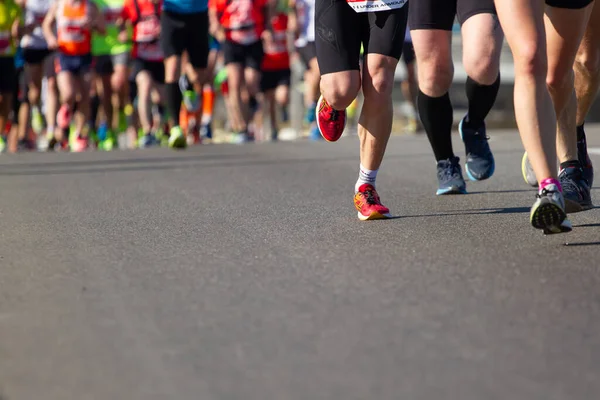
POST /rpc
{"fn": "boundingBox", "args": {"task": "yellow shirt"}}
[0,0,22,56]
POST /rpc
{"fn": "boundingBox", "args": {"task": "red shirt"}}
[210,0,266,45]
[121,0,163,61]
[261,13,289,71]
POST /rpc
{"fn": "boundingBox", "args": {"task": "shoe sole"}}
[530,199,571,235]
[357,211,392,221]
[459,117,495,182]
[436,187,467,196]
[521,152,539,187]
[169,136,187,149]
[316,95,346,143]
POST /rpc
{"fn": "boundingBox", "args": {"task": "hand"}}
[47,35,58,50]
[11,20,22,40]
[215,29,226,43]
[118,30,128,43]
[261,29,273,43]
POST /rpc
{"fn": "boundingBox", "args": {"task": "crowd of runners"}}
[0,0,599,234]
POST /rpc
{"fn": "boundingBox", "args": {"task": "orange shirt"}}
[57,0,92,56]
[261,13,289,71]
[210,0,266,45]
[121,0,163,61]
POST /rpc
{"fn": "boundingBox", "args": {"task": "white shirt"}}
[21,0,53,49]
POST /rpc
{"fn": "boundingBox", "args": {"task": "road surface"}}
[1,127,600,400]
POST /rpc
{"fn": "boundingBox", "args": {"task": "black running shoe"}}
[559,165,593,213]
[436,156,467,195]
[459,116,495,181]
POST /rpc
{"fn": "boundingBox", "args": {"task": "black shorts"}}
[260,69,291,92]
[94,54,114,75]
[160,10,209,68]
[12,67,26,123]
[23,48,52,65]
[131,58,165,84]
[409,0,495,30]
[297,41,317,69]
[315,0,408,75]
[402,41,415,65]
[545,0,593,8]
[0,57,17,92]
[222,40,264,70]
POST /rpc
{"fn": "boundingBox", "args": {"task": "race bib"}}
[103,7,122,24]
[230,28,257,45]
[347,0,407,13]
[0,31,10,54]
[264,31,287,54]
[136,16,160,43]
[61,25,86,42]
[137,42,162,61]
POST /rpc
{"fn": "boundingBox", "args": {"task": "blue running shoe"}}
[436,156,467,195]
[309,125,322,141]
[459,116,495,181]
[138,133,159,148]
[305,102,317,124]
[559,165,593,213]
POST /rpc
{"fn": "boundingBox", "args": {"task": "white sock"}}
[355,164,378,192]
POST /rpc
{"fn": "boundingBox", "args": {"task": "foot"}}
[308,125,322,141]
[71,134,89,152]
[304,102,316,124]
[530,184,572,235]
[459,116,495,181]
[316,95,346,142]
[436,156,467,195]
[138,133,159,148]
[559,165,593,213]
[168,126,187,149]
[521,152,538,187]
[99,130,117,151]
[31,106,45,134]
[577,125,594,187]
[354,184,392,221]
[57,105,72,130]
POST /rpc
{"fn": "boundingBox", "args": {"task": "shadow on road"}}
[563,241,600,247]
[401,207,530,219]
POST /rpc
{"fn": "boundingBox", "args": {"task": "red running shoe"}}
[57,105,71,130]
[316,95,346,142]
[354,184,392,221]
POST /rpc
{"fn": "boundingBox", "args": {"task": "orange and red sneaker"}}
[316,95,347,142]
[354,184,392,221]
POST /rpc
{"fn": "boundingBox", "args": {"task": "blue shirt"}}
[163,0,208,13]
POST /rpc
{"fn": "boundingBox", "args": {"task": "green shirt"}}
[92,0,131,55]
[0,0,22,56]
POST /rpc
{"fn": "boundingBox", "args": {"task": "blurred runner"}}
[400,25,418,133]
[43,0,106,152]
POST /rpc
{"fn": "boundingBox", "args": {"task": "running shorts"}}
[94,52,129,75]
[296,41,317,69]
[160,10,209,68]
[12,66,26,123]
[260,69,291,92]
[545,0,593,9]
[22,48,52,65]
[315,0,408,75]
[409,0,495,30]
[0,57,17,92]
[402,41,415,65]
[222,40,264,71]
[56,53,93,75]
[131,58,166,84]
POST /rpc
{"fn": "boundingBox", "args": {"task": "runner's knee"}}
[363,67,395,101]
[575,46,600,78]
[512,41,547,79]
[320,73,360,110]
[417,58,453,96]
[463,50,500,85]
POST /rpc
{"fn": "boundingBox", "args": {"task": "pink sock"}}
[539,178,562,192]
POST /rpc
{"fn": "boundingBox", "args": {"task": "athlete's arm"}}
[287,0,298,37]
[42,2,58,49]
[208,6,225,43]
[10,5,24,40]
[90,3,107,35]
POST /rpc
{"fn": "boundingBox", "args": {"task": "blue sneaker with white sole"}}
[459,116,495,181]
[436,156,467,195]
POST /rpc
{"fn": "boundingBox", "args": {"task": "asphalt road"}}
[1,127,600,400]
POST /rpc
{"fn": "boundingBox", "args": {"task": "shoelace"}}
[536,187,559,199]
[440,162,460,181]
[362,189,380,205]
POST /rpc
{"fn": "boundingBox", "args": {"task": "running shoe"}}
[316,95,346,142]
[354,183,392,221]
[57,105,71,130]
[530,184,572,234]
[138,133,159,148]
[230,132,248,144]
[71,134,89,152]
[577,125,594,187]
[559,165,593,213]
[459,116,495,181]
[31,106,44,134]
[0,136,6,153]
[309,125,322,141]
[436,156,467,195]
[521,152,538,187]
[183,90,200,113]
[168,126,187,149]
[99,130,117,151]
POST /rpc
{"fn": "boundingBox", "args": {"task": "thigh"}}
[43,52,58,77]
[457,0,497,25]
[245,41,264,71]
[185,12,210,69]
[315,0,363,74]
[160,11,186,58]
[111,52,129,68]
[366,7,409,60]
[409,0,456,30]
